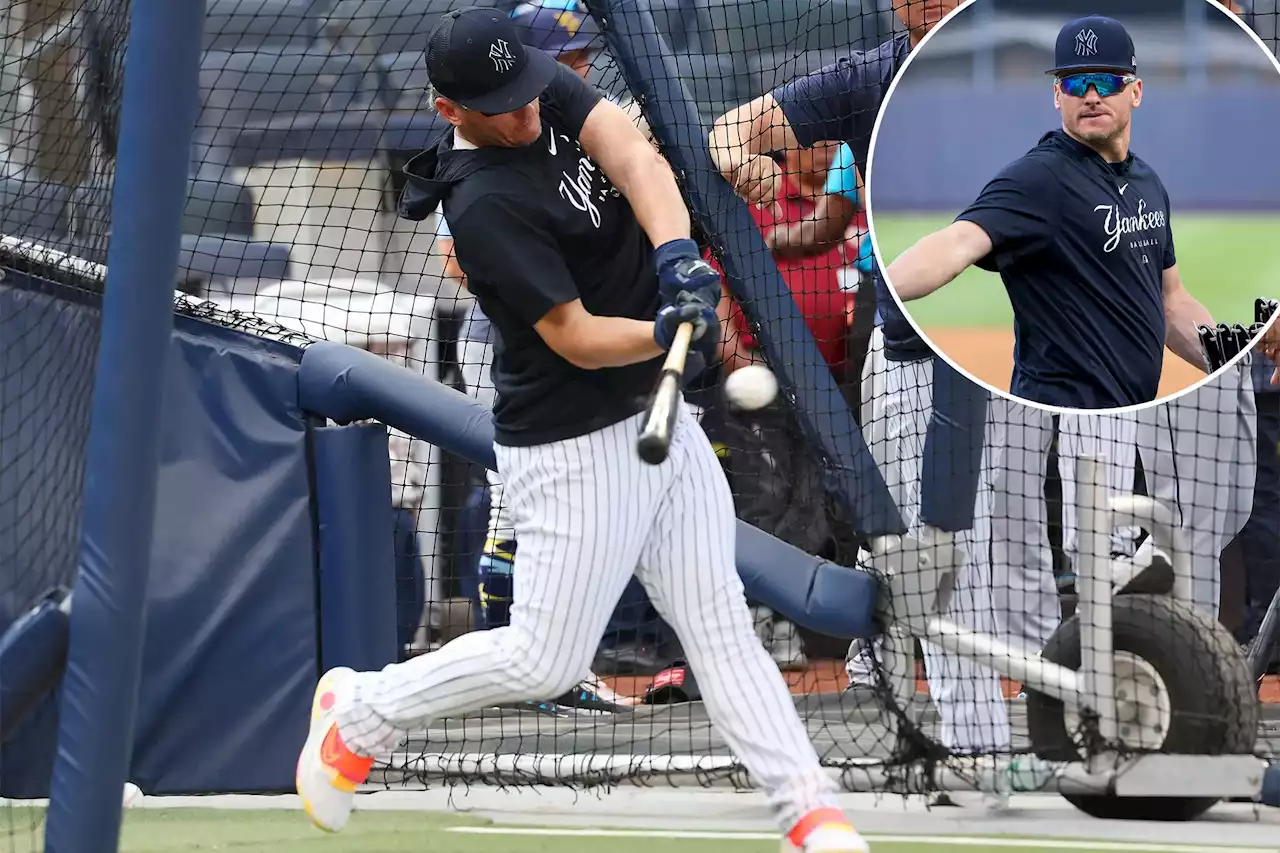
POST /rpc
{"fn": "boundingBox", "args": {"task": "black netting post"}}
[586,0,904,537]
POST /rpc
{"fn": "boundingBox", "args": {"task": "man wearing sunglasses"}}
[886,14,1216,410]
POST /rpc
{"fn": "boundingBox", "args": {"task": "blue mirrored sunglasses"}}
[1058,72,1137,98]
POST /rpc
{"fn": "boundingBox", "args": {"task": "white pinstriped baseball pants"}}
[335,405,839,830]
[849,330,1010,752]
[991,407,1138,656]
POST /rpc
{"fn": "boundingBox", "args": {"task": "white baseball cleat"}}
[783,808,871,853]
[296,667,374,832]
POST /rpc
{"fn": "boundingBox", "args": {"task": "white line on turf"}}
[446,826,1279,852]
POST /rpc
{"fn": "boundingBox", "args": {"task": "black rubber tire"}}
[1026,594,1258,822]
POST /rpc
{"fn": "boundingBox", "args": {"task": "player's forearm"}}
[609,145,691,249]
[1164,289,1216,371]
[565,315,664,370]
[884,230,971,301]
[708,95,797,185]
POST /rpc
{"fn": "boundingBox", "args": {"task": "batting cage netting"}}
[2,0,1279,844]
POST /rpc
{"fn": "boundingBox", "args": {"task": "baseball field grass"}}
[3,807,1274,853]
[870,213,1280,398]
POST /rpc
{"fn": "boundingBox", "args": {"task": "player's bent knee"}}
[497,634,592,699]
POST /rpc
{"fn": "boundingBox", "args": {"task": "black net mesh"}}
[1,0,1278,838]
[1,0,129,844]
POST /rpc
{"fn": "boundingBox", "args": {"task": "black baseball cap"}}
[1046,15,1138,76]
[426,6,560,116]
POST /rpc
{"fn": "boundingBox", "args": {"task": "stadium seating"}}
[317,0,461,57]
[372,51,433,114]
[0,177,69,244]
[178,235,295,294]
[198,47,373,128]
[204,0,332,51]
[184,179,257,238]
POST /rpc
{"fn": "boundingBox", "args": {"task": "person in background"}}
[712,142,857,383]
[702,141,862,670]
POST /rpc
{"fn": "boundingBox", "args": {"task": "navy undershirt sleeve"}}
[772,55,881,151]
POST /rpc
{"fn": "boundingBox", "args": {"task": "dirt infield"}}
[604,660,1280,703]
[926,328,1207,403]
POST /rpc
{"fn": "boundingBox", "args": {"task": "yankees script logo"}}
[1094,197,1166,254]
[549,132,615,229]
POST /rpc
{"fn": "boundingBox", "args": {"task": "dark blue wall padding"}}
[873,85,1280,213]
[298,341,880,639]
[1,305,319,798]
[0,281,102,800]
[0,590,70,745]
[128,318,318,795]
[313,424,399,675]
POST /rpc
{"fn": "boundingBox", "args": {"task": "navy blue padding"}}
[298,341,880,638]
[301,340,498,469]
[313,424,399,675]
[919,358,987,533]
[0,282,98,799]
[179,234,292,282]
[127,316,317,795]
[0,591,69,745]
[0,288,319,796]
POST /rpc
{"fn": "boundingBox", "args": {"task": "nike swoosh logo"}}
[1119,184,1128,196]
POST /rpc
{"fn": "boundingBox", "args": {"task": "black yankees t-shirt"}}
[400,66,662,446]
[956,130,1175,409]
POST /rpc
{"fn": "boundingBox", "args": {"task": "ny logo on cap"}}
[489,39,515,72]
[1075,28,1098,57]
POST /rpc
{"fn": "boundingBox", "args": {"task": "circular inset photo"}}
[866,0,1280,412]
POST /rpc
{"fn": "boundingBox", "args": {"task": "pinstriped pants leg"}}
[336,413,668,755]
[990,403,1062,655]
[882,360,1010,754]
[635,405,839,830]
[1057,412,1139,562]
[334,406,838,831]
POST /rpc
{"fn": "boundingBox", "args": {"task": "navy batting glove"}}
[654,300,720,362]
[654,238,721,307]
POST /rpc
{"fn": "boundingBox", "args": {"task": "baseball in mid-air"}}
[723,363,779,411]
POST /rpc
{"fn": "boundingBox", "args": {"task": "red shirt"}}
[710,177,854,372]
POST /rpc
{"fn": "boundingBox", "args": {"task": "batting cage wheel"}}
[1025,594,1259,822]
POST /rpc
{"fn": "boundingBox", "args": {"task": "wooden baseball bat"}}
[637,322,694,465]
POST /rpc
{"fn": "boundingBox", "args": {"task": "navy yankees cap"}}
[510,0,602,56]
[426,6,559,116]
[1047,15,1138,76]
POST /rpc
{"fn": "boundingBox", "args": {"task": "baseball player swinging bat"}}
[296,9,871,850]
[637,321,694,464]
